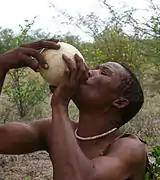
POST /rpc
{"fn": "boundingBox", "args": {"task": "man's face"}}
[73,62,129,110]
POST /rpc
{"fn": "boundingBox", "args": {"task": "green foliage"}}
[25,176,31,180]
[86,27,145,72]
[53,0,160,84]
[1,20,49,119]
[4,69,47,118]
[151,146,160,179]
[145,146,160,180]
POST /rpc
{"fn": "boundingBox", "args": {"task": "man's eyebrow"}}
[101,65,113,71]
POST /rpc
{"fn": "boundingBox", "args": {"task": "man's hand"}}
[0,38,60,72]
[51,54,89,107]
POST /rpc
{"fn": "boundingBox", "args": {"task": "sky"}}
[0,0,159,40]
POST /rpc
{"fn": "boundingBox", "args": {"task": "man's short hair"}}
[118,64,144,124]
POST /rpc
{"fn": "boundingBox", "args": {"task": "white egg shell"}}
[39,42,85,86]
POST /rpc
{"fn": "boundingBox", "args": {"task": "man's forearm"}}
[50,104,93,180]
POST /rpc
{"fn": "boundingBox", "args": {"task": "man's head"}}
[116,64,144,124]
[73,61,144,125]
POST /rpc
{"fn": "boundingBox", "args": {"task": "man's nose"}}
[88,69,100,77]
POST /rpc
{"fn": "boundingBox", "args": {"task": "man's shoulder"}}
[108,133,147,165]
[110,134,146,153]
[92,134,147,179]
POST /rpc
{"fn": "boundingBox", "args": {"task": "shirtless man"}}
[0,39,147,180]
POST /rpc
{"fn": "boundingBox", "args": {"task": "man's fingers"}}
[74,53,83,61]
[62,54,76,70]
[74,54,89,71]
[62,54,77,80]
[47,38,59,43]
[21,47,48,69]
[21,39,60,50]
[74,54,89,83]
[21,54,39,71]
[38,40,60,50]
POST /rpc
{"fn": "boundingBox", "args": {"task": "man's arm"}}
[50,104,146,180]
[92,136,146,180]
[50,105,94,180]
[0,39,60,94]
[0,119,51,154]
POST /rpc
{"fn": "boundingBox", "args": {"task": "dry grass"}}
[123,90,160,145]
[0,152,52,180]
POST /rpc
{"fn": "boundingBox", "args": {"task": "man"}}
[0,39,147,180]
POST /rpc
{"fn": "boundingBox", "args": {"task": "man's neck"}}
[77,109,121,138]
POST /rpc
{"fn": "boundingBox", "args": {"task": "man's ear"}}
[112,97,129,109]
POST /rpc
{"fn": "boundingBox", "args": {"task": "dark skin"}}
[0,42,146,179]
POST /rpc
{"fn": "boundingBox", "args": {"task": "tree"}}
[1,20,50,120]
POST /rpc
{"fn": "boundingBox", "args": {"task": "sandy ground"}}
[0,151,53,180]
